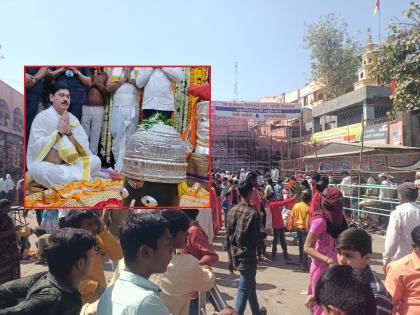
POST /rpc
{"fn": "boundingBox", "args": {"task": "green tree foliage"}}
[371,2,420,112]
[304,14,362,100]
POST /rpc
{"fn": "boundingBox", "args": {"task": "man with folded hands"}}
[26,82,101,188]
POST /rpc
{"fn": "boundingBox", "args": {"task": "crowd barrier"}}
[332,183,420,221]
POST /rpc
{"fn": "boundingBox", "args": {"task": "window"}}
[0,99,9,128]
[12,107,23,133]
[360,72,364,79]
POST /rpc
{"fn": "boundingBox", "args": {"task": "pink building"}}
[0,80,24,179]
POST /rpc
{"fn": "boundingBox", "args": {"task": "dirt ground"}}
[19,210,386,315]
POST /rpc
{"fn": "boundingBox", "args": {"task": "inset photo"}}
[24,66,211,208]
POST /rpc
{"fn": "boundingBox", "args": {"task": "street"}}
[19,210,386,315]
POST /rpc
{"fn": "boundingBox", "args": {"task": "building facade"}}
[0,80,24,180]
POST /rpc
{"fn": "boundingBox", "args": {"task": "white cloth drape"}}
[26,106,101,188]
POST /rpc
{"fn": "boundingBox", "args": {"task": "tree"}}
[371,2,420,113]
[304,14,362,100]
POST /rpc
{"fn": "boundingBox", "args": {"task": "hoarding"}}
[363,124,388,144]
[212,101,301,120]
[311,123,362,143]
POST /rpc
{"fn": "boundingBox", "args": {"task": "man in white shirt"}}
[26,82,101,188]
[107,67,140,172]
[383,182,420,268]
[340,171,354,217]
[98,213,173,315]
[379,173,394,201]
[136,67,183,120]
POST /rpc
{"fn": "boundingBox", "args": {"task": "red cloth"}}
[320,188,344,226]
[269,199,294,229]
[211,188,222,233]
[93,198,122,208]
[310,188,347,238]
[283,190,294,210]
[182,221,219,299]
[250,188,262,212]
[309,191,321,213]
[311,183,317,195]
[187,83,210,101]
[181,222,219,266]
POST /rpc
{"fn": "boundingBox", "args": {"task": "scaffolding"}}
[211,118,314,172]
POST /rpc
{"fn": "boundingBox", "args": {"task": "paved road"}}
[19,210,386,315]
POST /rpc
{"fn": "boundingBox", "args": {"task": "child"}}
[336,228,393,315]
[385,225,420,315]
[60,209,123,304]
[288,191,311,270]
[222,191,231,229]
[315,265,377,315]
[268,196,294,261]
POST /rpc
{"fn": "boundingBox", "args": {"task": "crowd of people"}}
[211,167,420,315]
[0,166,419,314]
[0,207,236,315]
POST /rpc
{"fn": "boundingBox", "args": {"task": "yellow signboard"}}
[311,123,362,143]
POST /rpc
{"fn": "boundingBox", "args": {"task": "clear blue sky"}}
[0,0,413,101]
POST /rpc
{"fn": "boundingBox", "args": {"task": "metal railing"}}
[332,183,420,222]
[198,285,231,315]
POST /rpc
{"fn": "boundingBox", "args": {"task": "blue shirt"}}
[97,271,171,315]
[52,67,91,106]
[26,68,45,96]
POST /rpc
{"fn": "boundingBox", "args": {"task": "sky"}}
[0,0,413,101]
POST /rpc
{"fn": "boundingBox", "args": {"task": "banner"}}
[311,123,362,143]
[363,124,388,144]
[212,101,301,120]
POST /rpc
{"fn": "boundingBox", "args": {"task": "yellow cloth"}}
[177,181,189,196]
[78,230,123,304]
[289,201,311,230]
[150,254,215,315]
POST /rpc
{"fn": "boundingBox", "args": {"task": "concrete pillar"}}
[363,100,375,126]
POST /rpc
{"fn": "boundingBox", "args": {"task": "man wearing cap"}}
[383,182,420,270]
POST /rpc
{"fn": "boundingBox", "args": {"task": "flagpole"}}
[379,1,381,44]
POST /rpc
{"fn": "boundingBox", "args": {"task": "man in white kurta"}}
[26,82,101,188]
[107,67,140,172]
[136,67,183,119]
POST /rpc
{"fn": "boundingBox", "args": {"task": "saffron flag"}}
[373,0,380,16]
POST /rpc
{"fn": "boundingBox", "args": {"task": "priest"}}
[26,82,101,188]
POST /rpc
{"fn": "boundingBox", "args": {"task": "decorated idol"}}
[121,117,187,207]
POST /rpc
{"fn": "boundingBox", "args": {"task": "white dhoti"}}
[111,104,138,172]
[27,106,102,188]
[29,155,101,188]
[109,76,140,173]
